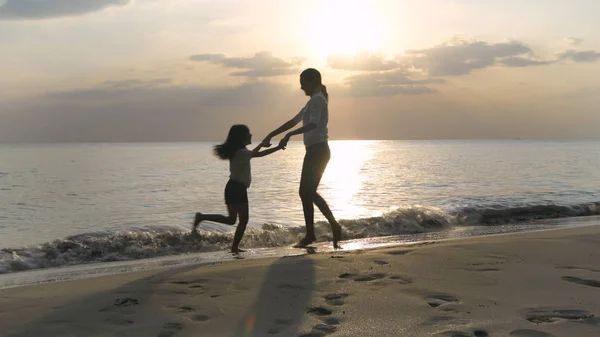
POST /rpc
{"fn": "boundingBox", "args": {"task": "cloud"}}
[346,70,444,86]
[327,51,401,71]
[566,37,583,46]
[47,78,175,101]
[3,72,600,142]
[559,49,600,63]
[406,37,533,76]
[189,54,226,63]
[1,80,304,142]
[44,79,302,110]
[0,0,130,20]
[102,78,172,89]
[348,84,436,97]
[336,39,600,97]
[189,51,305,77]
[499,57,554,67]
[328,37,600,79]
[342,69,442,97]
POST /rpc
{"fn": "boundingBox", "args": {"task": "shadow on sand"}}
[233,254,315,336]
[4,252,316,337]
[4,265,200,337]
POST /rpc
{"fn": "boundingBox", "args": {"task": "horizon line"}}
[2,137,600,145]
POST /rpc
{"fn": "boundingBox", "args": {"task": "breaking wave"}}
[1,202,599,274]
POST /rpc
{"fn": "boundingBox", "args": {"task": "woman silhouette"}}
[262,68,342,249]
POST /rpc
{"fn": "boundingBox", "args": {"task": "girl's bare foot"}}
[192,212,203,231]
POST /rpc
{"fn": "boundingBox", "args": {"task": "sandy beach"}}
[1,225,600,337]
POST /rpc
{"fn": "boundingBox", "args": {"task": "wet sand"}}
[1,225,600,337]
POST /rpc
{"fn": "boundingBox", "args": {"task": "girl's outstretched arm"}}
[251,142,264,154]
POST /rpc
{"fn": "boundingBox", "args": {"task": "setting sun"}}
[307,0,385,58]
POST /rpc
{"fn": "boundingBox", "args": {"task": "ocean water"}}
[1,139,600,276]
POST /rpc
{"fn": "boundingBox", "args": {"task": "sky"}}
[1,0,599,142]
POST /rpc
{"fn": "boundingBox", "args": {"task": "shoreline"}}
[1,224,600,336]
[2,215,600,290]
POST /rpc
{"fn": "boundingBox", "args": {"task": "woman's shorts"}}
[224,179,248,205]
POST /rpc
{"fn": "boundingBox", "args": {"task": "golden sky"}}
[1,0,599,141]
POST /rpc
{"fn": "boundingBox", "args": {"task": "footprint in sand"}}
[561,276,600,288]
[324,293,349,306]
[191,315,210,322]
[168,305,210,323]
[312,323,338,334]
[388,275,413,284]
[471,261,505,266]
[170,279,209,285]
[555,266,600,273]
[373,260,389,265]
[464,267,502,272]
[324,317,341,325]
[524,308,594,324]
[386,249,413,256]
[338,272,387,282]
[338,273,358,279]
[176,306,195,313]
[114,297,139,307]
[305,295,346,334]
[510,329,555,337]
[436,331,470,337]
[426,294,460,308]
[307,306,333,316]
[438,306,462,314]
[436,329,489,337]
[355,273,387,282]
[158,322,184,337]
[298,323,338,337]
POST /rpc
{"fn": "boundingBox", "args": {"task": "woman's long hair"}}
[300,68,328,101]
[213,124,250,160]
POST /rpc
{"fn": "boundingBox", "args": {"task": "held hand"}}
[278,135,290,149]
[261,136,272,147]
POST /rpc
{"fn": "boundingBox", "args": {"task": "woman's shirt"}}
[292,92,329,147]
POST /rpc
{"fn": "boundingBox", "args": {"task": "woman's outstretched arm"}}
[252,143,284,157]
[262,110,302,146]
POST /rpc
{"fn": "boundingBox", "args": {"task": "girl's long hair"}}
[213,124,249,160]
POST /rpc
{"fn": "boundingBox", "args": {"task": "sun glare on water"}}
[320,140,374,220]
[308,1,385,58]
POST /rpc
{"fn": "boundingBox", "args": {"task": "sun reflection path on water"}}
[320,140,377,221]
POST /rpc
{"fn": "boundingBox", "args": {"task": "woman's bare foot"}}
[231,248,246,254]
[331,222,342,249]
[294,235,316,248]
[192,212,203,231]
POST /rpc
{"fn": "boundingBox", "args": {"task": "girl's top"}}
[229,148,252,187]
